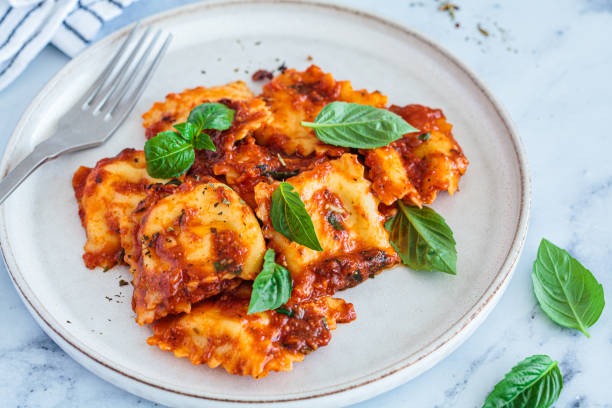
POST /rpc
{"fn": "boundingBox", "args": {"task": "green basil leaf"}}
[532,238,605,337]
[483,355,563,408]
[385,202,456,274]
[248,249,292,314]
[301,101,418,148]
[174,122,216,151]
[193,132,216,151]
[188,102,235,131]
[172,122,194,141]
[144,131,195,178]
[145,103,233,178]
[270,182,323,251]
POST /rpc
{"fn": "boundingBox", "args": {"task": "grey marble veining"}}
[1,0,611,406]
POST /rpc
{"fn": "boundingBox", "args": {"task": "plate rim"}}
[0,0,531,405]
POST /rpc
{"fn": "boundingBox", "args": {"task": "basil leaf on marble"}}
[532,238,605,337]
[300,102,418,148]
[270,182,323,251]
[385,202,456,274]
[483,354,563,408]
[248,249,292,314]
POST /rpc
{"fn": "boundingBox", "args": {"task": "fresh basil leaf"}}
[483,355,563,408]
[385,202,456,274]
[174,121,216,151]
[532,238,605,337]
[248,249,292,314]
[188,102,235,131]
[172,122,194,141]
[144,131,195,178]
[270,182,323,251]
[326,212,344,231]
[145,103,234,178]
[300,101,418,148]
[193,132,216,151]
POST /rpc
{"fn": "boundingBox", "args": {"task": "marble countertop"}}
[1,0,611,406]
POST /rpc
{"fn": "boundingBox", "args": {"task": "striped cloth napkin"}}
[0,0,137,91]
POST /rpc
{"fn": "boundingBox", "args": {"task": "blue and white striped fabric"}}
[0,0,137,91]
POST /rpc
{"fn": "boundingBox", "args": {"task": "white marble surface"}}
[1,0,611,406]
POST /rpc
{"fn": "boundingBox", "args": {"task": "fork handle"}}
[0,139,64,206]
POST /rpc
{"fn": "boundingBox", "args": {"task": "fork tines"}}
[82,25,173,121]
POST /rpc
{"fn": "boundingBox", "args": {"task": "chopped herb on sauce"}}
[270,170,299,180]
[326,212,344,230]
[214,259,240,274]
[351,271,363,283]
[276,307,294,317]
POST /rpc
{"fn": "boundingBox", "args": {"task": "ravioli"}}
[132,179,266,325]
[120,182,178,275]
[142,81,270,141]
[72,149,165,270]
[254,65,387,156]
[254,154,399,302]
[147,284,355,378]
[364,104,469,206]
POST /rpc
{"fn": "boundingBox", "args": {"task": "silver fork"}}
[0,25,172,205]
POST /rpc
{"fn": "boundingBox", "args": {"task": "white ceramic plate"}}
[0,1,530,407]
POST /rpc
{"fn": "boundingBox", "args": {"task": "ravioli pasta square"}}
[147,284,355,378]
[254,154,399,302]
[73,149,166,270]
[364,104,469,206]
[132,179,266,325]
